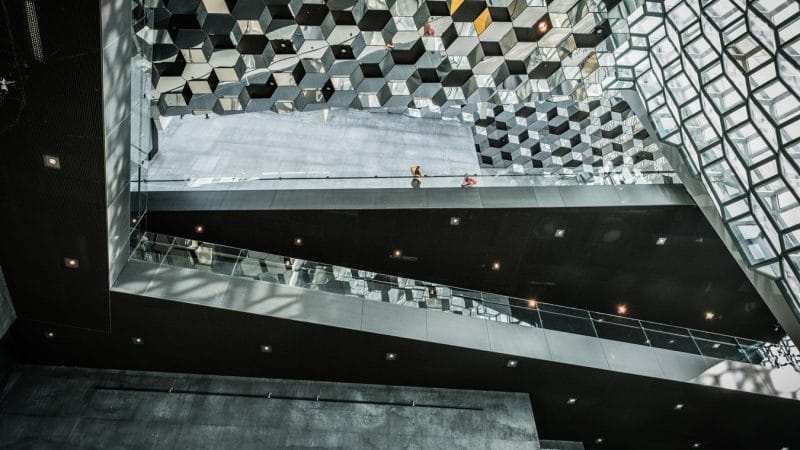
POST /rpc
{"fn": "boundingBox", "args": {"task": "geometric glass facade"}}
[614,0,800,318]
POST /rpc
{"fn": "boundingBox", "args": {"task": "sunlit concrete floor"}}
[149,109,479,183]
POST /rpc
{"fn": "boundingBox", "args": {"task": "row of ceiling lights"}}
[38,331,789,449]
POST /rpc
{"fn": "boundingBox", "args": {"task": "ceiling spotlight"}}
[668,339,675,344]
[450,216,461,226]
[64,258,79,269]
[567,397,577,405]
[392,249,402,258]
[781,447,789,450]
[704,311,715,320]
[711,343,721,349]
[44,331,55,339]
[528,299,538,308]
[43,155,61,169]
[131,217,138,224]
[674,403,685,410]
[132,337,144,345]
[260,344,272,353]
[428,287,437,297]
[554,229,566,238]
[506,359,518,368]
[595,438,604,444]
[293,237,304,246]
[340,48,347,53]
[656,237,667,245]
[616,304,628,315]
[491,261,501,271]
[537,20,549,33]
[194,225,205,234]
[692,444,701,449]
[385,352,398,361]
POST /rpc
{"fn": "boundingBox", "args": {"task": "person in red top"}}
[461,174,477,188]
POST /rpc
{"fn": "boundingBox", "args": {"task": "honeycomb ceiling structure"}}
[140,0,637,115]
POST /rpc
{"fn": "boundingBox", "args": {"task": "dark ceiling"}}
[147,204,781,342]
[5,292,799,450]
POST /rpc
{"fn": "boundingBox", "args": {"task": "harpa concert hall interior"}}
[1,0,800,449]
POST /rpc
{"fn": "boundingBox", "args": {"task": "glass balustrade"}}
[137,170,679,192]
[128,231,800,372]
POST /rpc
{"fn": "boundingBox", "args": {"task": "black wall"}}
[0,1,110,331]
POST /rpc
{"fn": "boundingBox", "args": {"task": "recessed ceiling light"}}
[43,155,61,169]
[711,343,720,349]
[616,304,628,315]
[491,261,501,271]
[595,437,604,444]
[340,48,347,53]
[450,216,461,226]
[656,237,667,245]
[132,337,144,345]
[44,331,55,339]
[781,447,789,450]
[668,339,675,344]
[567,397,577,405]
[537,21,549,32]
[674,403,684,410]
[692,444,701,449]
[260,344,272,353]
[131,217,138,224]
[528,299,538,308]
[293,237,304,246]
[392,249,402,258]
[428,287,437,297]
[506,359,518,368]
[554,229,566,238]
[385,352,397,361]
[704,311,715,320]
[194,225,205,233]
[595,27,604,34]
[64,258,79,269]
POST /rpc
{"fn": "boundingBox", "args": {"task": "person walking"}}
[410,165,423,189]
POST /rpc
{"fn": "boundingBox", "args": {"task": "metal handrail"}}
[129,231,800,372]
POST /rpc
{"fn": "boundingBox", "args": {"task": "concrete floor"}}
[151,109,479,181]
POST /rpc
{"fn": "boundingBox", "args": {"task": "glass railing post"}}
[686,329,706,357]
[640,321,653,347]
[587,312,600,339]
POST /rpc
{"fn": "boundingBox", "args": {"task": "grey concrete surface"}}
[113,261,800,400]
[141,184,695,212]
[0,365,540,449]
[102,0,133,285]
[151,109,479,181]
[0,266,15,340]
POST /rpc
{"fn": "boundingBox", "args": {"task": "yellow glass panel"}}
[449,0,464,15]
[474,8,491,35]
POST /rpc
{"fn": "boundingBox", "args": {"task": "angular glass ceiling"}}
[136,0,800,319]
